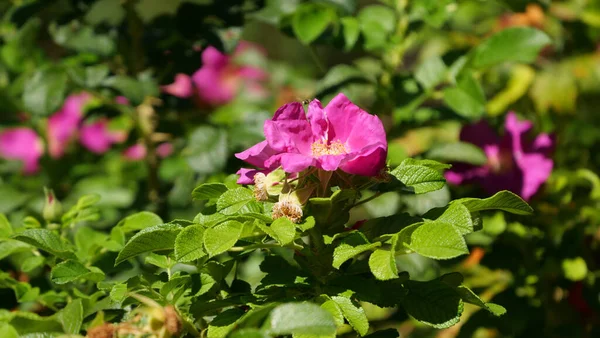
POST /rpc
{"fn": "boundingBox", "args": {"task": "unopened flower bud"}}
[272,195,303,223]
[43,188,62,222]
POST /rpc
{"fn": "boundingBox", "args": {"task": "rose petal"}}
[161,73,193,98]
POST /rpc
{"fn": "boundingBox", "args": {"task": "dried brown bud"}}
[164,305,183,336]
[272,197,303,223]
[253,173,268,201]
[87,323,115,338]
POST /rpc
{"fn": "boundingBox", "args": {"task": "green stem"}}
[307,46,326,75]
[351,192,383,208]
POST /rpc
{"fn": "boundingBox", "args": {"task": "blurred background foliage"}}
[1,0,600,337]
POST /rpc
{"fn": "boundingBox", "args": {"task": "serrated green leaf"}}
[408,221,469,259]
[208,308,245,338]
[203,220,243,257]
[265,303,337,336]
[58,299,83,334]
[0,213,13,238]
[368,248,398,280]
[454,190,533,215]
[435,203,474,235]
[390,159,449,194]
[230,328,270,338]
[270,218,296,246]
[115,223,182,265]
[117,211,163,233]
[454,285,506,316]
[292,3,335,44]
[174,225,207,262]
[415,56,448,90]
[472,27,551,68]
[8,311,63,335]
[51,260,105,284]
[145,253,170,268]
[320,299,345,327]
[12,229,75,259]
[333,233,381,269]
[331,296,369,336]
[217,188,257,215]
[192,183,228,201]
[427,142,487,166]
[402,279,463,328]
[21,256,45,273]
[110,283,127,303]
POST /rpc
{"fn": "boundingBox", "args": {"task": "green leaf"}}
[192,183,228,201]
[50,23,115,56]
[0,240,32,260]
[230,328,270,338]
[332,233,381,269]
[454,285,506,316]
[292,3,335,44]
[110,283,128,304]
[174,225,207,262]
[407,220,469,259]
[12,229,75,259]
[390,158,449,194]
[51,260,105,284]
[320,299,345,327]
[427,142,487,166]
[368,248,398,281]
[8,311,63,334]
[415,56,448,90]
[357,5,395,50]
[341,17,360,50]
[203,220,243,257]
[117,211,163,233]
[434,203,475,235]
[315,64,371,97]
[145,253,170,269]
[331,296,369,336]
[453,190,533,215]
[472,27,551,68]
[0,213,13,238]
[115,223,182,266]
[270,218,296,246]
[443,73,485,119]
[21,256,45,273]
[217,188,258,215]
[264,303,337,336]
[208,308,245,338]
[0,323,18,338]
[402,279,463,328]
[562,257,588,281]
[22,68,68,116]
[58,299,83,334]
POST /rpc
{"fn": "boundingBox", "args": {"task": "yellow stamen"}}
[311,139,348,157]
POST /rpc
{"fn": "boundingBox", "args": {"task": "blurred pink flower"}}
[163,42,267,106]
[115,96,130,105]
[161,73,193,98]
[79,119,127,154]
[47,93,92,158]
[235,93,388,184]
[0,127,44,174]
[445,112,553,200]
[123,142,173,161]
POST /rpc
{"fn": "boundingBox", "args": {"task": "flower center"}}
[311,139,348,157]
[488,149,515,174]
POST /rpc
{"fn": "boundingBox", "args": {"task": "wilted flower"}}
[0,127,44,174]
[162,42,267,105]
[235,93,387,183]
[272,194,303,223]
[47,92,92,158]
[79,118,127,154]
[445,112,553,200]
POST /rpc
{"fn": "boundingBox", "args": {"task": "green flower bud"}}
[42,188,62,222]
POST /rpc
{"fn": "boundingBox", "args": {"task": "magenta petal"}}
[123,144,147,161]
[318,154,346,171]
[516,153,553,200]
[459,120,501,148]
[162,73,193,98]
[236,168,268,185]
[156,143,174,158]
[235,140,277,168]
[0,128,44,174]
[202,46,229,68]
[192,67,236,105]
[237,66,267,81]
[445,165,491,186]
[340,144,387,176]
[306,99,329,140]
[324,93,386,150]
[79,120,115,153]
[47,93,92,158]
[265,153,315,174]
[264,102,312,154]
[531,133,553,153]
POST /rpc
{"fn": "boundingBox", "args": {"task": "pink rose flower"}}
[235,93,388,184]
[47,93,92,158]
[0,127,44,174]
[79,118,127,154]
[122,143,173,161]
[445,112,553,200]
[162,42,267,106]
